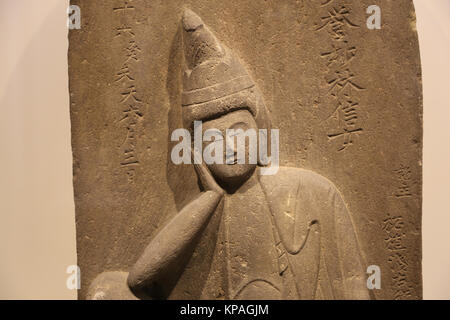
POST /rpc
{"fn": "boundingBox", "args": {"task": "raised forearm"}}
[127,191,222,297]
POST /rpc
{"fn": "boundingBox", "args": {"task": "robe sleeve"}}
[320,186,371,300]
[260,167,372,300]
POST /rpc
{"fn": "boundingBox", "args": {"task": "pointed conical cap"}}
[181,10,255,101]
[182,9,225,70]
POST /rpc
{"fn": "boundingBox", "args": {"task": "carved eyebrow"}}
[231,122,248,127]
[227,123,250,136]
[229,122,249,131]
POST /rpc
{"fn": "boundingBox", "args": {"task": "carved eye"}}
[209,129,223,139]
[203,129,224,146]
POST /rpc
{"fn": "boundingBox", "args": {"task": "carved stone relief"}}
[69,0,422,300]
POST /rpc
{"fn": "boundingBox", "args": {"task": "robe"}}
[168,166,370,300]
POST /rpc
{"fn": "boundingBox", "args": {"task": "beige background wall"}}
[0,0,448,300]
[416,0,450,300]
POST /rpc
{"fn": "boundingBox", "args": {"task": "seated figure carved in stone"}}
[87,9,370,300]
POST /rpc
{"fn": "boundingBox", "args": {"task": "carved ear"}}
[181,9,225,70]
[254,91,273,168]
[254,88,272,133]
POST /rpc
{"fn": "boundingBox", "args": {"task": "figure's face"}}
[201,109,258,189]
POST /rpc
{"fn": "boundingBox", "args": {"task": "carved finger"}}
[191,147,223,194]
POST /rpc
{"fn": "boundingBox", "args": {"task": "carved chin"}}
[209,163,257,188]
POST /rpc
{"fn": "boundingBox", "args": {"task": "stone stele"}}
[69,0,422,300]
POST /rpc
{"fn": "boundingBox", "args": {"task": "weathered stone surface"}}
[69,0,422,300]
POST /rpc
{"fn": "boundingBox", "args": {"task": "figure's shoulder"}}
[258,166,349,227]
[258,166,338,197]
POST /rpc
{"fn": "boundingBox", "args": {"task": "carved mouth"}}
[226,158,244,165]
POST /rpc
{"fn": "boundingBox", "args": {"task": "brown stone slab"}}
[69,0,422,300]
